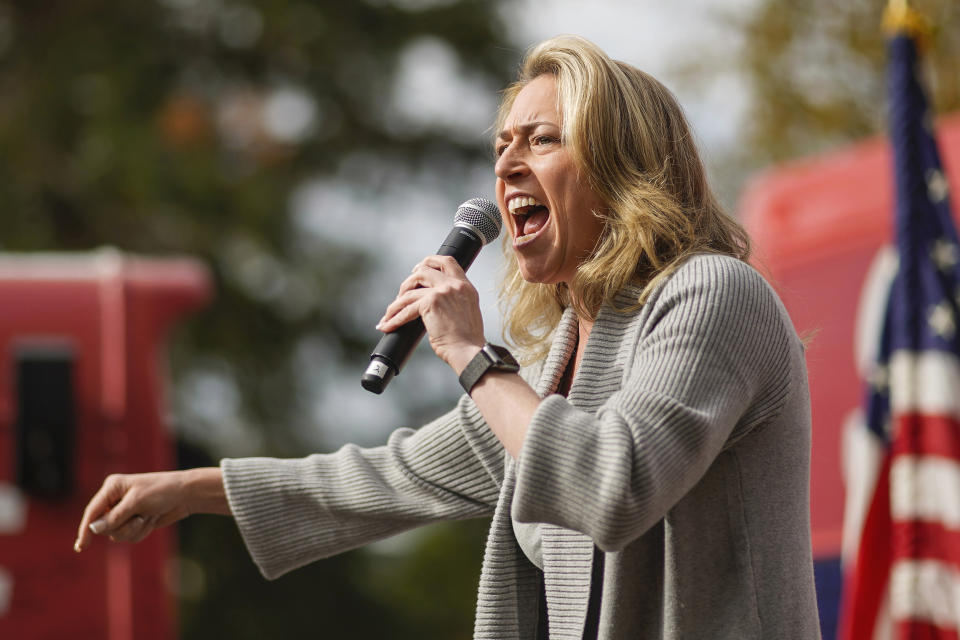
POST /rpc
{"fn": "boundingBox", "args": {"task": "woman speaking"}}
[75,35,821,638]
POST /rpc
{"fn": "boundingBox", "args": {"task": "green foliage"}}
[667,0,959,211]
[355,519,490,639]
[738,0,960,166]
[177,506,488,640]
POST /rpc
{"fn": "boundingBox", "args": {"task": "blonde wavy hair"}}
[496,35,751,361]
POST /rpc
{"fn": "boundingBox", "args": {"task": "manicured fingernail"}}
[89,518,107,534]
[73,540,82,553]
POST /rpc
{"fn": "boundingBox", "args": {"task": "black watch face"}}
[460,344,519,393]
[489,345,519,369]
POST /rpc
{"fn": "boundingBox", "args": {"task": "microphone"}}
[361,197,502,394]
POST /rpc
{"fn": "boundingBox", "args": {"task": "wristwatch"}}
[459,343,520,394]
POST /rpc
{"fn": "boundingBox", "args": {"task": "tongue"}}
[522,208,549,236]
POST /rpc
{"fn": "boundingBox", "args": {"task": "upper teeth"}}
[508,196,543,214]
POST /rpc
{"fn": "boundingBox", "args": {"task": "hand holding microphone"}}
[361,198,501,394]
[377,255,486,378]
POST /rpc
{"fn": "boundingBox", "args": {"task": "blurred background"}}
[0,0,958,637]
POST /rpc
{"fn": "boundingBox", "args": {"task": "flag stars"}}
[927,168,949,204]
[928,300,956,340]
[868,364,890,394]
[931,237,959,272]
[881,417,894,440]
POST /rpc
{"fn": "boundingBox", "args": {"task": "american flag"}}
[838,18,960,640]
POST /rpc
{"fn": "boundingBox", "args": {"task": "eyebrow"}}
[496,120,559,141]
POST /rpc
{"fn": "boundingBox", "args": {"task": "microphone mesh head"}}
[455,198,501,245]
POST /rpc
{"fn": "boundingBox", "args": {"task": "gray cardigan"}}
[222,254,821,639]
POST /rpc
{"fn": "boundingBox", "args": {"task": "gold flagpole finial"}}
[883,0,931,42]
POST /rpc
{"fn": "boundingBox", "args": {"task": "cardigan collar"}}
[533,283,644,405]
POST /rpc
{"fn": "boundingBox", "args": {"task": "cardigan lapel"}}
[473,314,580,640]
[566,284,643,409]
[533,307,579,397]
[535,309,595,638]
[527,288,645,638]
[475,457,541,639]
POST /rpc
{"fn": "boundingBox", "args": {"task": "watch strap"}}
[459,343,519,394]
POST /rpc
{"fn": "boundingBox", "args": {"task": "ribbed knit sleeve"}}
[512,254,797,551]
[222,393,504,579]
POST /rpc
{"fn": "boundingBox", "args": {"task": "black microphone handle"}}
[361,225,484,394]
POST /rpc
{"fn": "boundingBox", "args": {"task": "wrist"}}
[449,343,485,376]
[183,467,231,516]
[458,343,520,394]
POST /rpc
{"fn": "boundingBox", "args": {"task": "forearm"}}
[467,370,542,459]
[447,344,541,459]
[221,401,504,579]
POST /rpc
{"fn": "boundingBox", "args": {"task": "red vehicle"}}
[0,250,209,640]
[740,113,960,639]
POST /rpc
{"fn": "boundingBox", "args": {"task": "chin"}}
[517,267,542,284]
[517,265,560,286]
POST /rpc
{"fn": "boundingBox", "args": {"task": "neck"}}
[564,285,593,370]
[577,315,593,342]
[572,314,592,375]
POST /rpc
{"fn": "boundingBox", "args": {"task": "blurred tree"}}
[0,0,513,637]
[738,0,959,166]
[670,0,959,207]
[0,0,513,454]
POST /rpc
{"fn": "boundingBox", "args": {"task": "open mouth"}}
[508,196,549,245]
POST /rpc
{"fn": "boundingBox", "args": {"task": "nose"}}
[495,141,529,183]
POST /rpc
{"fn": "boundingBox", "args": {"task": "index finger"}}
[421,255,464,277]
[396,263,447,298]
[74,478,121,552]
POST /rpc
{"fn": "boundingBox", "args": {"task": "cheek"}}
[569,197,605,250]
[494,180,511,234]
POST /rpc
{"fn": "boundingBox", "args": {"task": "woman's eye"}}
[532,135,558,147]
[495,144,508,157]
